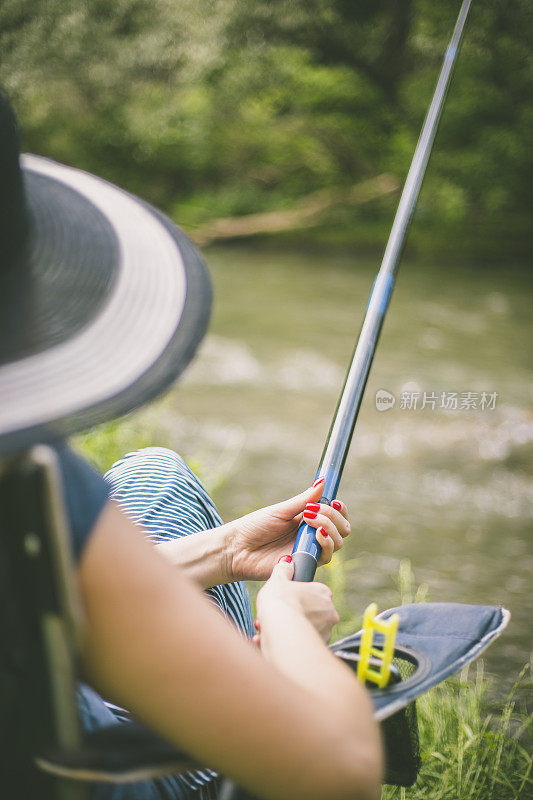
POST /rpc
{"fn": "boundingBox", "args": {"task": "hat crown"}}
[0,90,28,263]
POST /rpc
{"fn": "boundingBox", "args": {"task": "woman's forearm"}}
[259,602,380,763]
[154,525,235,589]
[155,525,378,753]
[154,522,379,776]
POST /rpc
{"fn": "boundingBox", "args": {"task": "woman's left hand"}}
[226,479,351,582]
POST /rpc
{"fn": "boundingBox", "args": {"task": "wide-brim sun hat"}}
[0,91,211,456]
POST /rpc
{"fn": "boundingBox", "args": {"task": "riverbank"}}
[177,196,532,262]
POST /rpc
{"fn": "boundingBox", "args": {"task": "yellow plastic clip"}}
[357,603,399,688]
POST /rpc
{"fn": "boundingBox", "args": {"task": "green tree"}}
[1,0,531,254]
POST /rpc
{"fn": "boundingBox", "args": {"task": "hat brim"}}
[0,155,211,455]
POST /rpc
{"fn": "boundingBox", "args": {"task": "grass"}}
[383,663,532,800]
[320,555,532,800]
[76,420,532,800]
[74,416,157,474]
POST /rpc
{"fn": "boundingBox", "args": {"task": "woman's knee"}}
[106,447,196,499]
[105,447,222,536]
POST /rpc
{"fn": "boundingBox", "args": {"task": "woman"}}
[80,453,381,800]
[0,90,381,800]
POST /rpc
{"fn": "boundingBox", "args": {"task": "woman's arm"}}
[154,526,232,588]
[79,501,381,800]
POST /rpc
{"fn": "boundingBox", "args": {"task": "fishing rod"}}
[218,6,473,800]
[291,0,473,582]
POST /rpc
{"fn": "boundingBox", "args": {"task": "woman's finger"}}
[316,526,335,566]
[303,505,346,544]
[303,508,343,552]
[331,498,349,522]
[303,502,350,538]
[270,554,295,581]
[273,477,326,520]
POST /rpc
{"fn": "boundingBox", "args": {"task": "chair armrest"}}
[36,720,201,784]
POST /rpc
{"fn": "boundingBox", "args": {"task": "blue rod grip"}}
[292,549,318,582]
[291,486,333,582]
[292,519,320,582]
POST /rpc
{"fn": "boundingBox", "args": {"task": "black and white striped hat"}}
[0,91,211,455]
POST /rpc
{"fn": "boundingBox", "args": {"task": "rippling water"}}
[149,245,532,685]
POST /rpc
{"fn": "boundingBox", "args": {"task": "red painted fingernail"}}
[278,555,292,563]
[306,502,320,512]
[303,510,317,520]
[332,500,342,511]
[312,477,325,488]
[254,619,260,630]
[318,526,329,538]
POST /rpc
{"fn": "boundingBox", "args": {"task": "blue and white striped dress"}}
[101,447,255,799]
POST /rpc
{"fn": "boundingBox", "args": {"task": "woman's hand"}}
[155,479,350,589]
[256,556,340,643]
[226,478,351,582]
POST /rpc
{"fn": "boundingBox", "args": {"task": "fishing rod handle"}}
[292,493,332,582]
[292,528,319,581]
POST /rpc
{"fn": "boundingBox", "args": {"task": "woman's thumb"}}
[279,477,326,517]
[272,555,294,580]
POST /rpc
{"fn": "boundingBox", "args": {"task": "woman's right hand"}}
[256,555,339,643]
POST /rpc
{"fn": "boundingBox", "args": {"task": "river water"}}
[151,245,532,687]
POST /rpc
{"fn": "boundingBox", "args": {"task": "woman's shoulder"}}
[52,442,110,562]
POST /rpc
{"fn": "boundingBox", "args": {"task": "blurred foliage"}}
[1,0,531,256]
